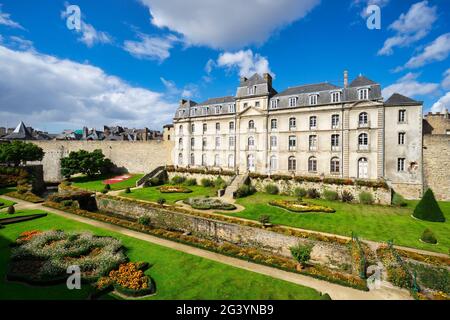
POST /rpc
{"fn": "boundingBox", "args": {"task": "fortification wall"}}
[31,141,174,182]
[423,135,450,201]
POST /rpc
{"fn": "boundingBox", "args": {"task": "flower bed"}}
[183,197,236,211]
[269,199,335,213]
[109,262,154,297]
[377,245,415,290]
[158,185,192,194]
[8,230,127,285]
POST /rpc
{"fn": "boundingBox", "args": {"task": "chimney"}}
[344,70,349,88]
[263,73,272,88]
[179,99,187,106]
[240,76,248,85]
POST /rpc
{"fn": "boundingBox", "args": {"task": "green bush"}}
[149,177,163,187]
[265,184,279,195]
[105,184,111,190]
[138,216,151,226]
[101,189,108,194]
[290,243,312,266]
[124,188,131,194]
[421,229,438,244]
[392,193,407,207]
[7,206,15,215]
[214,177,227,190]
[413,189,445,222]
[236,184,256,198]
[171,176,186,185]
[185,178,197,186]
[293,188,307,198]
[157,198,167,206]
[306,188,320,199]
[201,178,214,188]
[341,190,354,203]
[323,190,339,201]
[61,200,74,207]
[359,192,374,205]
[259,215,271,226]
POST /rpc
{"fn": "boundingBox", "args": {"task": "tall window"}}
[399,110,406,123]
[309,135,317,151]
[289,117,296,130]
[308,157,317,172]
[289,136,297,150]
[229,136,235,148]
[359,112,368,126]
[398,132,406,145]
[203,123,207,133]
[215,137,221,148]
[289,97,298,107]
[215,105,221,114]
[214,154,220,167]
[358,133,368,150]
[202,154,207,166]
[228,154,234,168]
[331,92,341,103]
[202,138,207,149]
[191,124,195,133]
[271,119,278,130]
[309,94,318,105]
[270,99,279,109]
[249,120,255,129]
[248,136,255,148]
[178,153,183,165]
[229,104,236,113]
[215,122,220,131]
[270,136,277,149]
[331,134,340,150]
[191,138,195,149]
[288,157,297,171]
[229,121,235,131]
[331,114,340,128]
[190,153,195,165]
[178,138,183,149]
[203,107,209,115]
[310,116,317,129]
[190,108,197,117]
[358,88,369,100]
[330,157,340,174]
[270,156,278,171]
[397,158,406,172]
[179,125,183,134]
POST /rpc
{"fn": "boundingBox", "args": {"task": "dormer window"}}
[270,99,279,109]
[289,97,298,107]
[190,108,197,117]
[202,107,208,115]
[228,103,236,113]
[309,94,318,105]
[247,85,257,95]
[358,88,369,100]
[331,91,341,103]
[215,105,222,114]
[243,103,248,109]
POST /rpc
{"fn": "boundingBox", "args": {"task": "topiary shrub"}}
[7,206,15,215]
[185,178,197,186]
[421,229,437,244]
[157,198,166,206]
[265,184,279,195]
[171,176,186,185]
[413,189,445,222]
[124,188,131,194]
[236,184,256,198]
[323,190,339,201]
[101,188,108,194]
[293,188,307,198]
[306,188,320,199]
[138,216,151,226]
[201,178,214,188]
[392,193,407,207]
[341,190,354,203]
[259,215,271,226]
[359,192,374,205]
[290,243,312,267]
[105,184,111,191]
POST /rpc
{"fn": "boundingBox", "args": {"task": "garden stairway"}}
[136,166,165,187]
[223,173,248,200]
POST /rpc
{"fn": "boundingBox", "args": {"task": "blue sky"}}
[0,0,449,133]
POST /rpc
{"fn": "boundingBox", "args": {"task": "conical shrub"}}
[413,189,445,222]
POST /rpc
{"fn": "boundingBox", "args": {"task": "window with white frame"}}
[270,99,279,109]
[289,136,297,150]
[229,121,235,131]
[228,154,234,168]
[243,103,248,109]
[215,122,220,131]
[289,117,296,130]
[248,136,255,147]
[308,157,317,172]
[202,138,207,149]
[358,88,369,100]
[309,135,317,151]
[398,132,406,145]
[215,137,221,148]
[249,120,255,130]
[190,108,197,116]
[358,133,369,149]
[270,136,277,149]
[331,91,341,103]
[331,134,340,150]
[178,138,183,150]
[288,156,297,171]
[229,136,235,148]
[309,94,318,105]
[271,119,278,130]
[289,97,298,107]
[190,138,195,149]
[229,104,236,113]
[202,154,207,166]
[399,109,406,123]
[331,114,340,128]
[330,157,340,174]
[214,154,220,167]
[190,153,195,165]
[270,156,278,171]
[203,123,207,133]
[397,158,406,172]
[215,105,221,114]
[310,116,317,129]
[359,112,368,126]
[191,124,195,133]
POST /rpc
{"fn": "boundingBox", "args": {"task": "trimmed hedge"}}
[413,189,445,223]
[421,229,437,245]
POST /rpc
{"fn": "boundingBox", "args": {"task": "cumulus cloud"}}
[431,92,450,113]
[216,50,273,78]
[382,72,439,98]
[160,77,198,99]
[403,33,450,69]
[442,69,450,90]
[123,33,178,62]
[378,1,437,56]
[0,5,23,29]
[0,45,176,131]
[139,0,320,49]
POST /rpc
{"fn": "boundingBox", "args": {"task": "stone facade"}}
[424,109,450,135]
[30,140,174,182]
[423,135,450,201]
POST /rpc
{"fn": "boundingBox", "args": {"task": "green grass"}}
[121,184,218,205]
[71,174,144,192]
[226,193,450,254]
[0,187,16,196]
[0,198,16,210]
[0,210,321,300]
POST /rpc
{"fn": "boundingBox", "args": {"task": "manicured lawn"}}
[71,174,144,192]
[228,193,450,254]
[0,211,321,300]
[0,198,16,210]
[121,184,218,205]
[0,187,16,196]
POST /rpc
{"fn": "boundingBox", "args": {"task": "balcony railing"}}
[358,144,370,152]
[331,145,340,152]
[358,121,370,129]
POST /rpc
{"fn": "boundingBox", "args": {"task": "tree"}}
[413,189,445,223]
[0,141,44,167]
[290,243,312,268]
[61,149,113,178]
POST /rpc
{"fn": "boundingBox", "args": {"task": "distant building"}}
[163,124,174,141]
[424,109,450,135]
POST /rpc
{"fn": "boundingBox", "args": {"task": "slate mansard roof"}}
[384,93,422,106]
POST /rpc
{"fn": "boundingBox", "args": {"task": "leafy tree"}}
[413,189,445,222]
[290,243,312,267]
[61,149,113,178]
[0,141,44,167]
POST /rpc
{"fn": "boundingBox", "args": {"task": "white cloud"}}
[382,72,439,98]
[352,0,390,18]
[378,1,437,56]
[442,69,450,90]
[123,34,177,62]
[160,77,198,99]
[0,45,176,131]
[8,36,34,51]
[404,33,450,69]
[0,5,23,29]
[216,50,273,78]
[139,0,320,49]
[204,59,215,74]
[431,92,450,113]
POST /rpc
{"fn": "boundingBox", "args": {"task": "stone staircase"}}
[136,166,165,187]
[223,173,248,200]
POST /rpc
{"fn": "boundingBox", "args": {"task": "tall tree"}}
[0,141,44,167]
[61,149,113,178]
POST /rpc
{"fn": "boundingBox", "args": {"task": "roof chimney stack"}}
[263,73,272,88]
[344,70,348,88]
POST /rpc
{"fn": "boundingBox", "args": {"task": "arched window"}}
[214,154,220,167]
[190,153,195,166]
[271,119,278,130]
[289,117,296,130]
[288,156,297,172]
[190,137,195,149]
[191,124,195,133]
[178,153,183,165]
[248,136,255,147]
[249,120,255,129]
[308,157,317,172]
[358,133,368,150]
[247,154,255,172]
[178,137,183,146]
[358,158,368,179]
[359,112,368,126]
[310,116,317,129]
[270,156,278,171]
[179,125,183,134]
[330,157,340,174]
